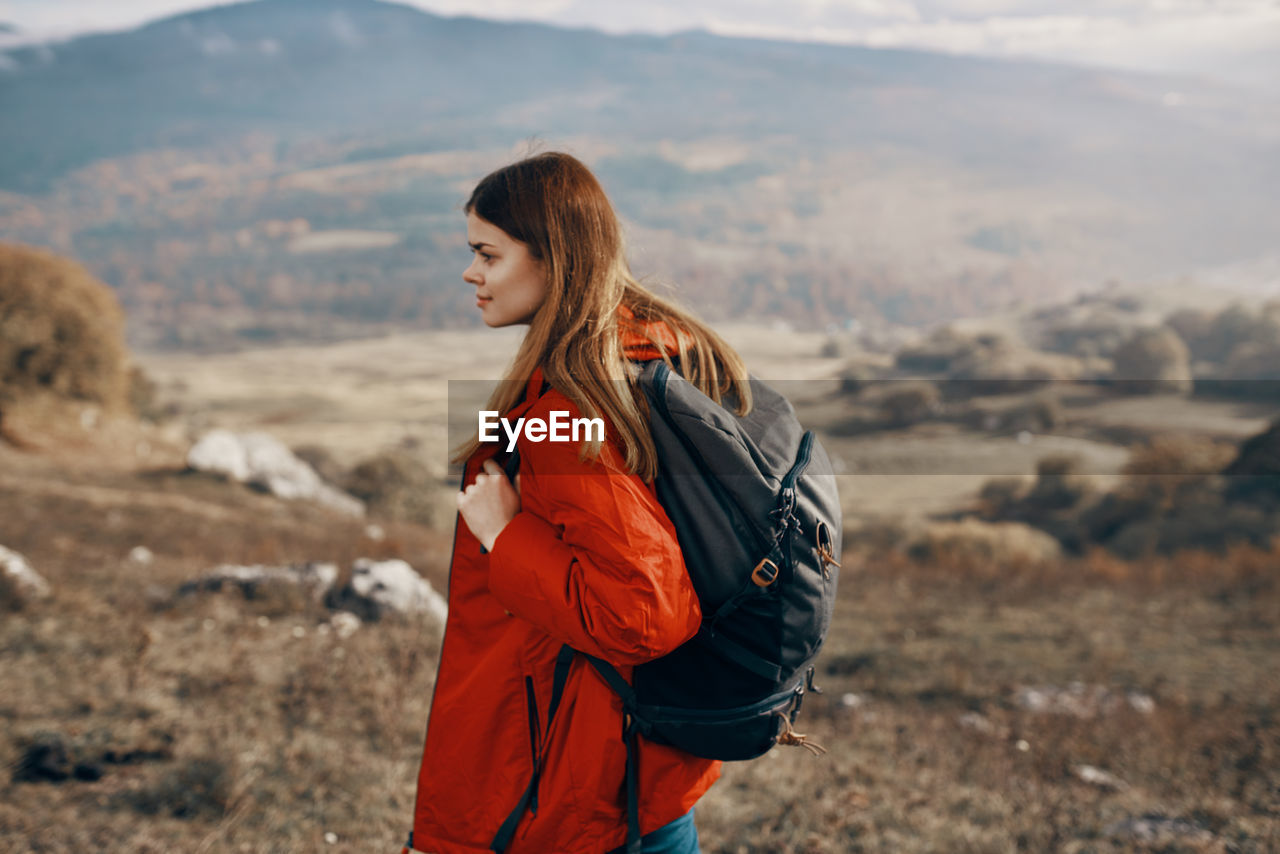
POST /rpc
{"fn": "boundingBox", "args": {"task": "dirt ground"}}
[2,324,1278,852]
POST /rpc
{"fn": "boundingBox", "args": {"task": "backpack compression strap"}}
[582,654,644,854]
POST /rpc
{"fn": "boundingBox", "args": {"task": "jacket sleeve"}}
[485,412,700,666]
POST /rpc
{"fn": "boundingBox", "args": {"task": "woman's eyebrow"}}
[469,241,495,251]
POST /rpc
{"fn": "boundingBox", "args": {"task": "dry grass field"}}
[2,326,1278,852]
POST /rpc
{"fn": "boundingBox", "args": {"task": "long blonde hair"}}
[451,152,751,482]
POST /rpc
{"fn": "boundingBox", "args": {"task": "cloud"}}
[1,0,1276,86]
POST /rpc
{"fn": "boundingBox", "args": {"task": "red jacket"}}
[406,316,720,854]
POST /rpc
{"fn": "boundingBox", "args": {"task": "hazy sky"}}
[2,0,1279,86]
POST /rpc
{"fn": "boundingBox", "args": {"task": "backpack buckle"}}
[751,558,780,588]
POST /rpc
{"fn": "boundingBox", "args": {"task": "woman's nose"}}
[463,258,481,285]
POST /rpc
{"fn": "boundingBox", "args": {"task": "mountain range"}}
[1,0,1277,346]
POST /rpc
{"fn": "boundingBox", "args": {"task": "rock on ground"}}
[186,429,364,516]
[328,558,448,623]
[1103,816,1215,844]
[176,562,339,602]
[1015,682,1156,718]
[1,544,51,599]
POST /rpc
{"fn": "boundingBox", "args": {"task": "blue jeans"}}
[607,808,700,854]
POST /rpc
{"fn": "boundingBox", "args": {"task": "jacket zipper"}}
[524,676,542,815]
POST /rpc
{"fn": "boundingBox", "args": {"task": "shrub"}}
[894,327,977,373]
[1164,307,1215,360]
[0,243,130,410]
[1076,435,1257,556]
[1201,304,1272,364]
[907,519,1062,567]
[0,567,26,613]
[1223,417,1280,509]
[977,477,1028,518]
[837,361,879,396]
[292,443,347,487]
[1110,327,1192,395]
[345,450,449,526]
[1025,454,1094,512]
[127,756,233,820]
[878,380,941,426]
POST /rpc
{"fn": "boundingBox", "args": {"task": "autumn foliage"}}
[0,242,130,410]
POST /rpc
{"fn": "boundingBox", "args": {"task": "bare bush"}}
[345,450,449,526]
[1201,304,1275,364]
[894,327,978,373]
[977,477,1028,518]
[878,381,941,426]
[125,756,233,820]
[1110,327,1192,395]
[836,361,879,396]
[1223,417,1280,509]
[0,243,130,410]
[1164,307,1215,360]
[948,344,1085,396]
[0,568,26,613]
[1079,436,1257,556]
[907,518,1063,566]
[292,443,348,487]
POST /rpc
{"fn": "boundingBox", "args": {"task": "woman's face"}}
[464,212,549,328]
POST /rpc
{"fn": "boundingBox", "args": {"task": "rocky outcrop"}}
[186,429,364,516]
[176,557,447,625]
[176,561,338,602]
[327,558,448,623]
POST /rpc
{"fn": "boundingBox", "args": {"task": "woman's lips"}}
[476,296,492,307]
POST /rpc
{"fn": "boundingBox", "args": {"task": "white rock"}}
[187,429,364,516]
[178,561,339,602]
[1015,683,1157,719]
[329,611,361,639]
[0,545,51,599]
[1074,764,1128,791]
[128,546,155,565]
[1127,691,1157,714]
[1104,816,1213,843]
[187,428,251,481]
[958,712,996,734]
[331,558,447,623]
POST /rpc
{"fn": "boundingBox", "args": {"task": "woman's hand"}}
[457,458,522,552]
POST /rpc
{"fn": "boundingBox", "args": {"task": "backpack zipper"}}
[781,430,815,490]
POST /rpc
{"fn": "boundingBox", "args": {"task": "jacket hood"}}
[618,303,681,362]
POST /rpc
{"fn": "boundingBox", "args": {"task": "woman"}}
[404,152,752,854]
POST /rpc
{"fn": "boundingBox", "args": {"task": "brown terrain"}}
[1,320,1278,852]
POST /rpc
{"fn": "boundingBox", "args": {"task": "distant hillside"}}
[1,0,1272,197]
[1,0,1276,345]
